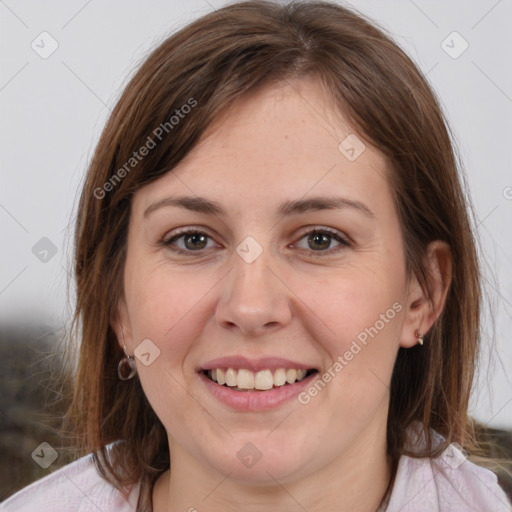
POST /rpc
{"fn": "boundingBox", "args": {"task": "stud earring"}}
[415,330,424,346]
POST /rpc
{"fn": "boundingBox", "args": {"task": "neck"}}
[152,423,391,512]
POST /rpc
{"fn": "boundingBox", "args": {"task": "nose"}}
[215,248,292,337]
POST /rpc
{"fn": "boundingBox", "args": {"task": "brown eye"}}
[295,228,350,254]
[307,231,331,251]
[182,232,208,250]
[163,230,216,253]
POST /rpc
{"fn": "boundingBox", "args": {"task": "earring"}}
[118,345,137,380]
[415,330,424,346]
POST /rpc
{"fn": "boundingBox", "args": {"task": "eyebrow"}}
[143,195,375,219]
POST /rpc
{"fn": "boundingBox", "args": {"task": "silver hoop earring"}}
[415,330,424,346]
[118,346,137,380]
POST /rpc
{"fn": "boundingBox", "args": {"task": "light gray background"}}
[1,0,511,428]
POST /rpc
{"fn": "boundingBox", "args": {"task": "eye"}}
[162,229,219,254]
[162,226,351,256]
[294,227,351,254]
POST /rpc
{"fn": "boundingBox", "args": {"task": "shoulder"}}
[386,425,512,512]
[1,448,141,512]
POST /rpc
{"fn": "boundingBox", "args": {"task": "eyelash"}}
[161,226,351,256]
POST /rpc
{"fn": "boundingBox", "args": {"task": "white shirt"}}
[2,436,511,511]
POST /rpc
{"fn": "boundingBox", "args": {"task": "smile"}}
[203,367,317,391]
[198,367,320,412]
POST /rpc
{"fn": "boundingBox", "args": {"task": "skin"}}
[113,78,451,512]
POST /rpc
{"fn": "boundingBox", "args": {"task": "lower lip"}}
[198,371,319,412]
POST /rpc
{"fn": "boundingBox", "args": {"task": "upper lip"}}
[198,355,317,373]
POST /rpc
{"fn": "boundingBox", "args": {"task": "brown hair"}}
[61,0,497,509]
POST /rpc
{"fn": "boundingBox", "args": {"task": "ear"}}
[399,240,452,348]
[111,295,134,353]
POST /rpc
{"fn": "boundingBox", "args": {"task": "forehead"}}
[133,79,391,217]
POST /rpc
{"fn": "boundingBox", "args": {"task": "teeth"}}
[207,367,311,390]
[225,368,237,387]
[286,369,297,383]
[237,369,254,389]
[274,368,287,386]
[254,370,274,390]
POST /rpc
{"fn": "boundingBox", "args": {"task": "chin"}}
[206,437,313,485]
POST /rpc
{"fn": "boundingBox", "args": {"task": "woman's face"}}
[114,79,418,485]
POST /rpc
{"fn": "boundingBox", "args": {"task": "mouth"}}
[198,364,321,411]
[200,367,319,392]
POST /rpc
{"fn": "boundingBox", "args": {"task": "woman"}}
[2,1,511,511]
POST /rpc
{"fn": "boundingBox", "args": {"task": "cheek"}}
[298,259,405,397]
[302,259,404,344]
[123,261,215,361]
[122,264,213,427]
